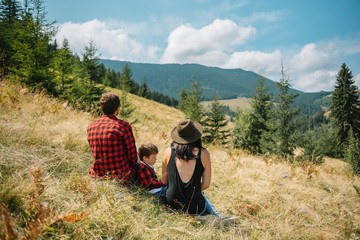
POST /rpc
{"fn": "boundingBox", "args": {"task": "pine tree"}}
[120,64,138,94]
[74,78,104,114]
[138,79,151,98]
[52,38,76,97]
[245,76,272,153]
[329,63,360,157]
[119,64,136,123]
[119,91,136,123]
[0,0,21,71]
[260,63,299,157]
[102,68,112,87]
[314,122,338,158]
[51,40,104,113]
[344,127,360,175]
[189,81,204,122]
[233,110,252,149]
[0,0,20,24]
[11,0,56,91]
[82,39,101,83]
[296,130,325,165]
[178,87,188,112]
[178,81,204,122]
[203,96,230,145]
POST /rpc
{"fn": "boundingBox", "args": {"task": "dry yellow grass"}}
[1,79,359,239]
[202,97,253,112]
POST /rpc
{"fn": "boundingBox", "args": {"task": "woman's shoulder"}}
[163,147,172,163]
[164,147,172,155]
[200,148,210,157]
[200,148,210,166]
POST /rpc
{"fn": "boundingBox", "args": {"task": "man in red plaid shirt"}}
[87,93,138,183]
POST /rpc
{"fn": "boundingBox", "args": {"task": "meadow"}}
[1,79,359,239]
[202,97,253,112]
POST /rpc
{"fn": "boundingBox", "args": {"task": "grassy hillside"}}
[1,80,359,239]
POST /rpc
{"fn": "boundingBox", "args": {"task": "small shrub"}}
[344,128,360,175]
[296,131,324,165]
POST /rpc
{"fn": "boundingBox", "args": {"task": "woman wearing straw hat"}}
[161,119,219,216]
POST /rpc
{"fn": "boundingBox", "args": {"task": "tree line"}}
[1,0,359,174]
[178,63,360,175]
[0,0,177,115]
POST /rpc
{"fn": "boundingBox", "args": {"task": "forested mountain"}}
[99,59,331,113]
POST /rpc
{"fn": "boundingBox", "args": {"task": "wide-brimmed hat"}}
[171,119,203,144]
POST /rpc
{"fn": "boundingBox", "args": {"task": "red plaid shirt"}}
[87,114,138,182]
[138,161,164,190]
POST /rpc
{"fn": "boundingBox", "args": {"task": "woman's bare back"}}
[162,147,211,191]
[175,157,197,183]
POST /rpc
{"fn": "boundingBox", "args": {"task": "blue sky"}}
[46,0,360,92]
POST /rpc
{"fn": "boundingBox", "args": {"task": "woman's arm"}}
[201,148,211,191]
[161,147,171,185]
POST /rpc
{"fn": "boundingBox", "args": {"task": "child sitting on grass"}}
[137,143,167,197]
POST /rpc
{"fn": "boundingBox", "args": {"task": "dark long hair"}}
[171,139,202,161]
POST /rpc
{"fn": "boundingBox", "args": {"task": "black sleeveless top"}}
[165,148,205,214]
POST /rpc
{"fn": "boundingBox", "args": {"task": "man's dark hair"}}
[100,93,120,115]
[139,144,159,161]
[171,139,202,161]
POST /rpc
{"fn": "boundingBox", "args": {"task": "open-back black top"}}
[165,148,205,214]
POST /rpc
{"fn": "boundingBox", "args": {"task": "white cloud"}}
[222,50,282,77]
[354,73,360,88]
[290,43,333,72]
[294,70,337,92]
[161,19,256,64]
[287,43,336,91]
[288,41,360,92]
[55,19,160,62]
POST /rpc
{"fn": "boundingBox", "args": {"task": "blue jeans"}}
[151,187,220,217]
[201,193,221,217]
[149,186,167,198]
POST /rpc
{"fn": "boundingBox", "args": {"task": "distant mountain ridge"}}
[99,59,331,112]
